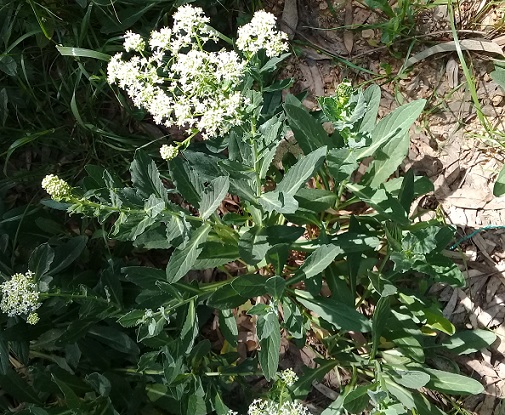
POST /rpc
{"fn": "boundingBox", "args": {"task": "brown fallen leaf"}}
[281,0,298,40]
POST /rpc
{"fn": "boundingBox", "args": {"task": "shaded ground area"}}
[262,0,505,413]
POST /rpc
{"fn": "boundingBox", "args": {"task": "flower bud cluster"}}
[107,6,288,143]
[41,174,73,201]
[278,368,298,387]
[160,144,179,161]
[0,271,41,324]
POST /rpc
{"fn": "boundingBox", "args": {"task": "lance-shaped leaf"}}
[166,224,211,283]
[131,150,168,202]
[199,176,229,220]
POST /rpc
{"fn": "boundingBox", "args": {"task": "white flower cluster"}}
[160,144,179,161]
[41,174,73,201]
[236,11,289,58]
[278,368,298,387]
[0,271,41,324]
[247,399,311,415]
[107,6,289,142]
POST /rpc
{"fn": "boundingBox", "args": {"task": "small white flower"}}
[279,368,298,387]
[236,11,289,58]
[123,31,145,52]
[247,399,311,415]
[41,174,72,201]
[0,271,41,320]
[160,144,179,161]
[27,312,40,325]
[149,27,172,51]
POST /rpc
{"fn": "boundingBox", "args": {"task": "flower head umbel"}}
[236,11,289,58]
[278,368,298,387]
[247,399,311,415]
[0,271,41,324]
[160,144,179,161]
[41,174,73,201]
[123,31,145,52]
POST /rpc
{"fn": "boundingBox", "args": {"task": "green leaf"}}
[131,150,168,203]
[284,95,329,154]
[56,46,111,61]
[200,176,229,220]
[412,393,449,415]
[85,373,112,397]
[371,296,390,358]
[347,184,409,226]
[50,236,88,274]
[52,374,82,411]
[122,266,165,290]
[179,300,198,354]
[360,84,381,133]
[390,370,430,389]
[166,224,211,283]
[423,368,484,395]
[295,290,371,332]
[364,131,410,187]
[169,156,202,207]
[256,311,281,381]
[327,147,359,183]
[265,276,286,299]
[277,147,327,195]
[491,66,505,91]
[218,309,238,347]
[440,329,496,355]
[295,188,337,212]
[207,274,267,309]
[0,335,8,375]
[88,325,139,355]
[0,55,16,76]
[292,245,343,282]
[398,169,415,212]
[384,377,415,409]
[292,359,339,399]
[258,190,299,214]
[355,100,426,160]
[343,384,372,413]
[117,310,145,328]
[28,243,54,278]
[493,164,505,196]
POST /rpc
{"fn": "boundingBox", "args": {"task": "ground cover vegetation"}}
[0,0,500,414]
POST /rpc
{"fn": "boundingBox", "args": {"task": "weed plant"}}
[0,3,497,415]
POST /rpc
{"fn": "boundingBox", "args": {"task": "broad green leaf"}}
[412,392,449,415]
[265,276,286,298]
[52,374,82,411]
[277,147,327,195]
[440,329,496,355]
[193,240,239,269]
[122,266,165,290]
[50,236,88,274]
[85,373,111,397]
[423,368,484,395]
[347,184,409,226]
[179,300,198,354]
[199,176,229,220]
[364,131,410,187]
[131,150,168,203]
[282,297,305,340]
[28,243,54,278]
[327,147,359,183]
[169,156,202,207]
[384,377,415,409]
[292,359,339,399]
[295,188,337,212]
[360,84,381,133]
[355,100,426,160]
[239,226,270,265]
[207,275,267,309]
[166,224,211,283]
[219,309,238,347]
[398,169,415,212]
[292,244,343,283]
[390,370,430,389]
[295,290,371,332]
[256,310,280,381]
[258,191,298,214]
[284,95,329,154]
[343,384,372,413]
[493,164,505,196]
[117,310,145,328]
[88,326,139,355]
